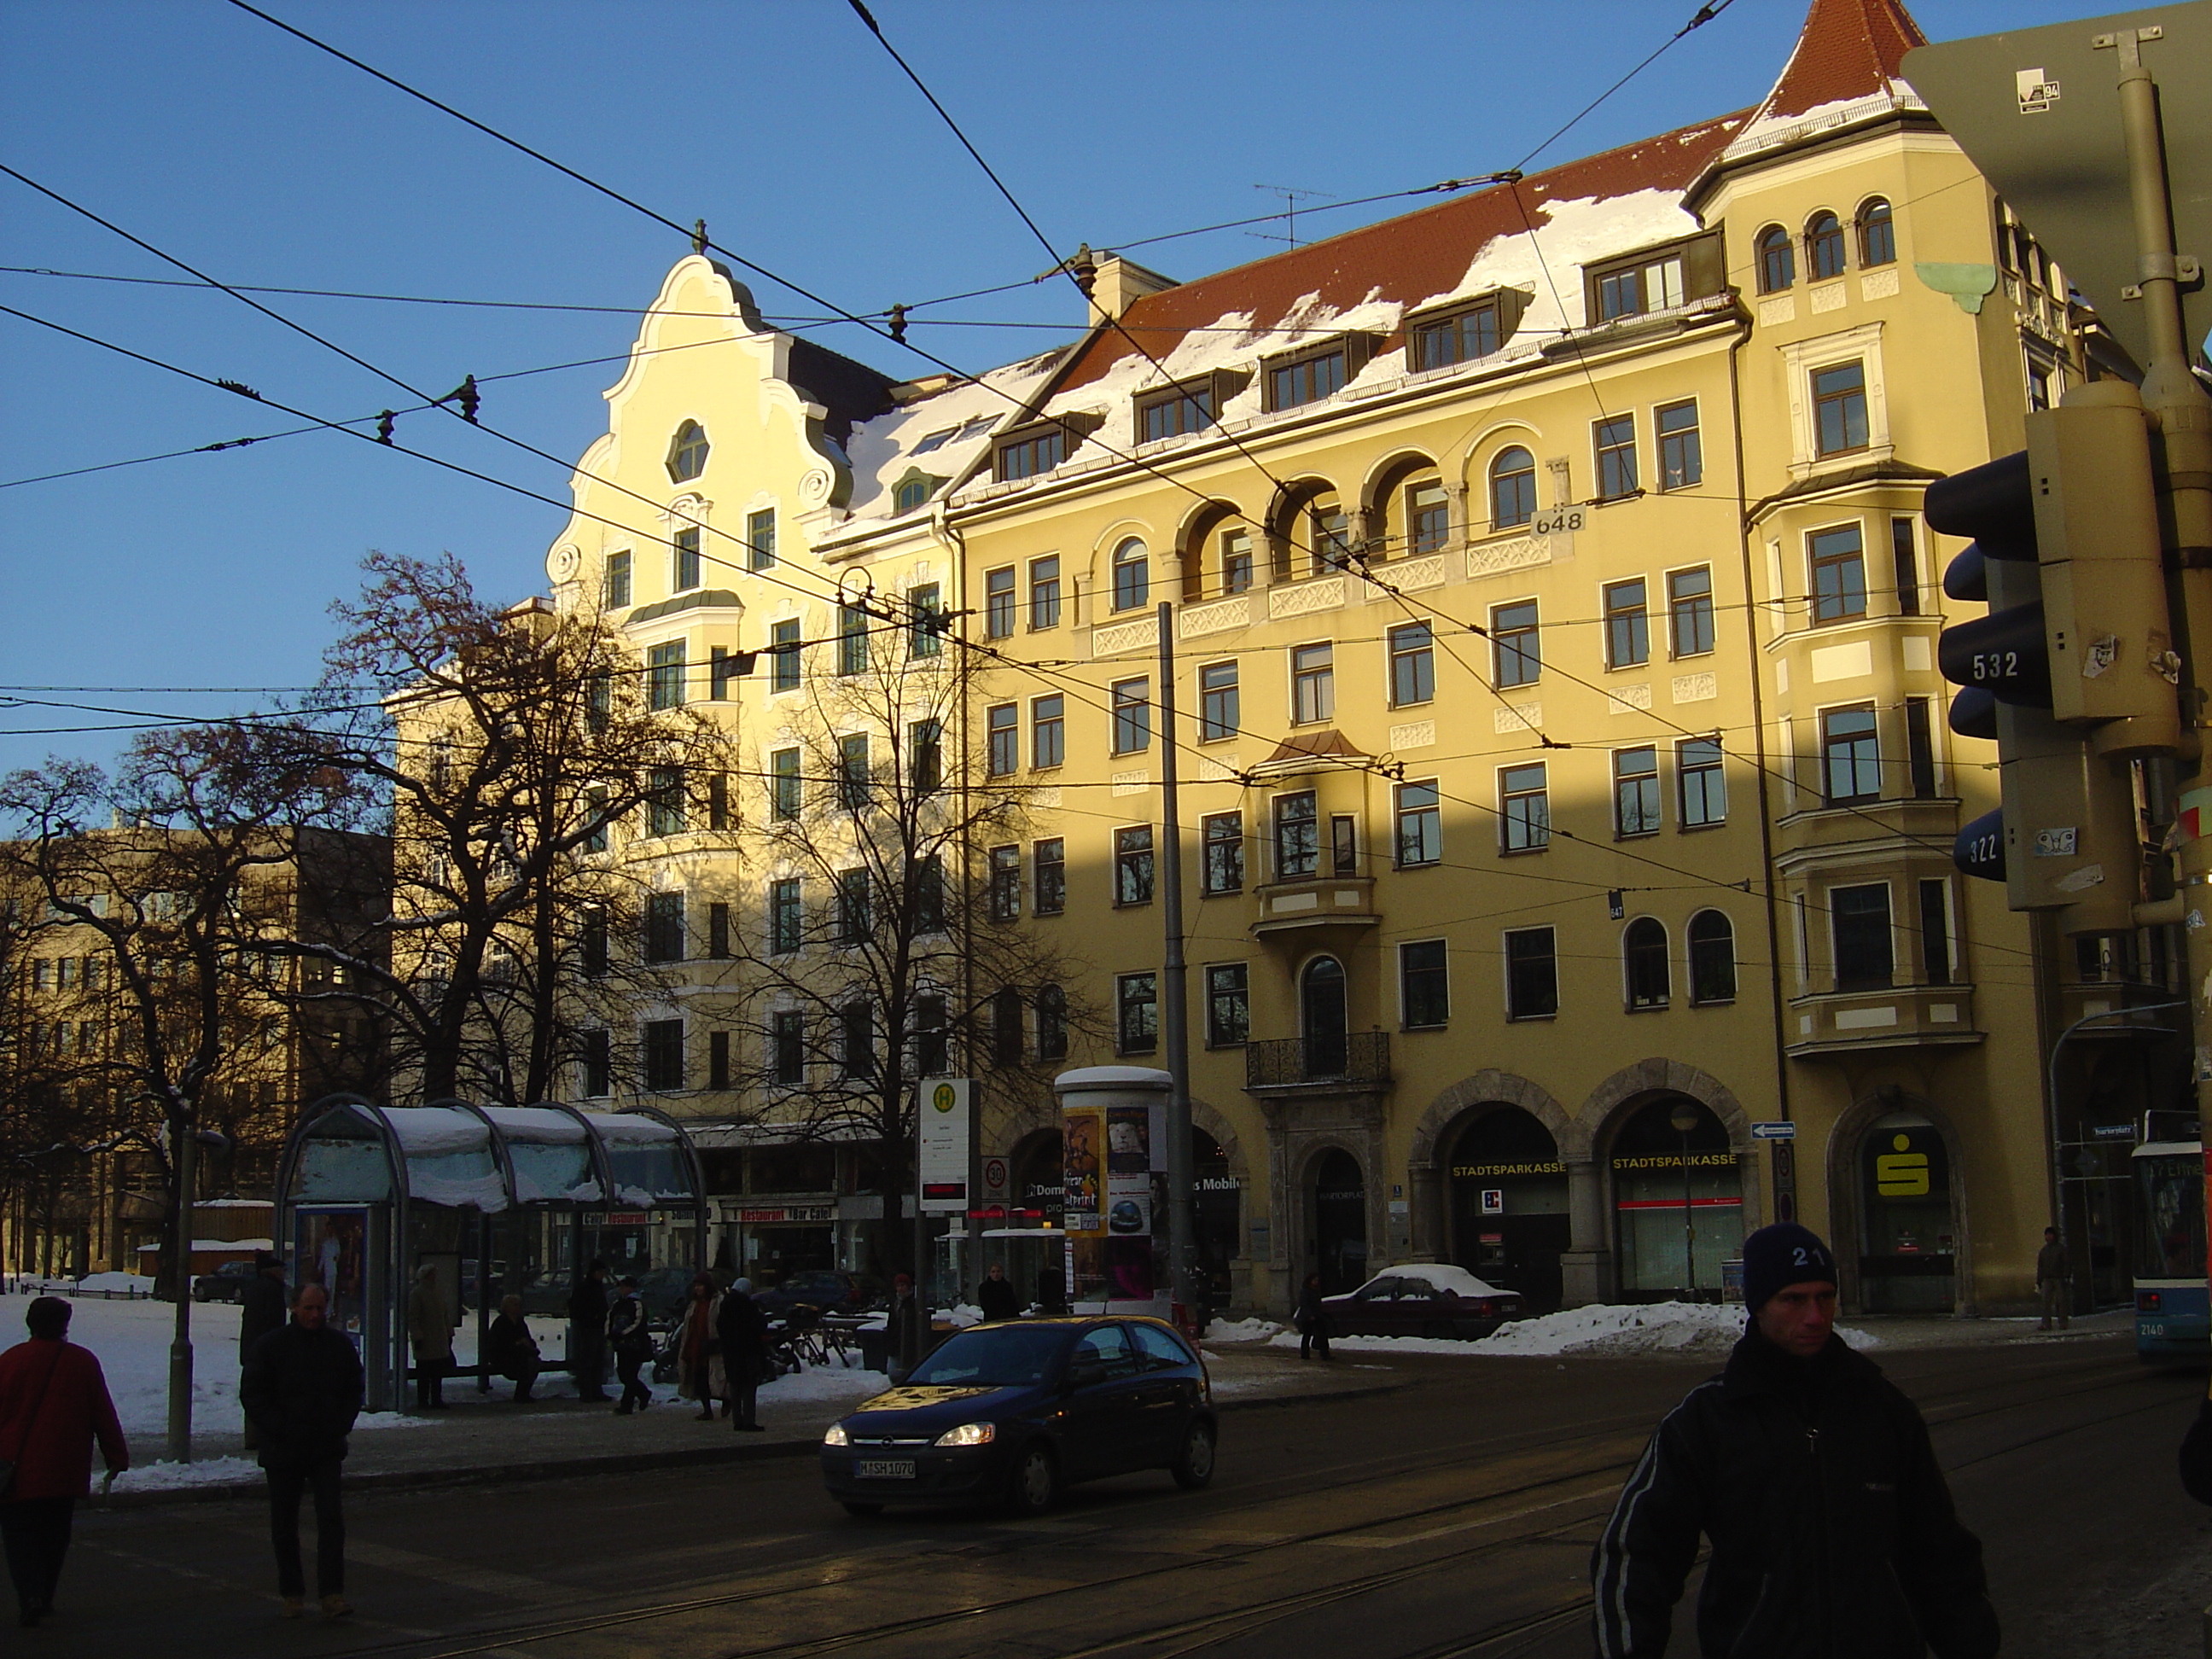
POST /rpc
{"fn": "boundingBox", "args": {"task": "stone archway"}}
[1407,1070,1574,1269]
[1824,1089,1971,1315]
[1580,1060,1765,1305]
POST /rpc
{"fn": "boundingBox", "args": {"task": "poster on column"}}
[1103,1103,1157,1298]
[1062,1104,1104,1234]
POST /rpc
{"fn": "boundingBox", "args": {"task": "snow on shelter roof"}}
[584,1111,680,1144]
[480,1105,587,1144]
[373,1106,490,1157]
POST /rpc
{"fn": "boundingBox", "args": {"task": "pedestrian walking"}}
[405,1262,452,1411]
[1294,1273,1332,1361]
[977,1263,1022,1323]
[241,1283,364,1623]
[237,1251,288,1451]
[486,1295,541,1403]
[2035,1225,2072,1331]
[608,1276,653,1415]
[0,1296,129,1628]
[678,1274,721,1421]
[886,1272,922,1369]
[1591,1222,1999,1658]
[719,1278,769,1432]
[568,1260,611,1401]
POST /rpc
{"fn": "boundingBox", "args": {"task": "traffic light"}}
[1933,381,2175,934]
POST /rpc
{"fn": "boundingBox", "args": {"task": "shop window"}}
[1610,1097,1741,1299]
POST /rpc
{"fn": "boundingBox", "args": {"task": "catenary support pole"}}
[2099,23,2212,1350]
[166,1113,196,1464]
[1157,599,1198,1328]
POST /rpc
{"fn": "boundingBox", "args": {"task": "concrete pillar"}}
[1560,1155,1612,1307]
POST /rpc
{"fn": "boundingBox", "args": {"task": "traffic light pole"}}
[1155,600,1200,1331]
[2102,29,2212,1272]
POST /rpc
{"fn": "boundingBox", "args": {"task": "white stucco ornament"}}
[546,544,580,583]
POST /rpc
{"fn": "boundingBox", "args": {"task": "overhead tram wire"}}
[212,1,1954,852]
[1509,0,1740,173]
[222,0,1580,758]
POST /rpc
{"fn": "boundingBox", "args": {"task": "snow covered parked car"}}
[1320,1265,1522,1340]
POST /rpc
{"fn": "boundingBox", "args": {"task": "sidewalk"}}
[102,1341,1397,1507]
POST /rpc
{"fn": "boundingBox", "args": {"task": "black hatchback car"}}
[821,1317,1215,1516]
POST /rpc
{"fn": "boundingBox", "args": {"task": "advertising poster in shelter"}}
[295,1206,373,1353]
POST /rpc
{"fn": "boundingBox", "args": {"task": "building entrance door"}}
[1312,1149,1366,1294]
[1448,1107,1569,1312]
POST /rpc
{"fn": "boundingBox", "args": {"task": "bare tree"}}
[702,612,1097,1276]
[277,551,736,1105]
[0,727,361,1294]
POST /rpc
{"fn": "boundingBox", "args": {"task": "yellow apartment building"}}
[527,0,2176,1315]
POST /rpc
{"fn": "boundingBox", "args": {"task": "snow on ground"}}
[764,1359,891,1406]
[1200,1318,1284,1345]
[1260,1302,1879,1359]
[107,1457,265,1493]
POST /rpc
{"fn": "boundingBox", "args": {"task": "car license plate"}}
[855,1458,916,1480]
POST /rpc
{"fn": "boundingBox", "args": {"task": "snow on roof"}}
[1356,1262,1510,1299]
[1020,114,1742,458]
[1722,0,1925,162]
[837,347,1074,527]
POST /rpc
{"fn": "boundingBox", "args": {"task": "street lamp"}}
[1668,1103,1701,1300]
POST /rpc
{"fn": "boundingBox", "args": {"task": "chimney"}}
[1087,255,1178,326]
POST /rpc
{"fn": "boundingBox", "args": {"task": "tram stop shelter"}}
[275,1094,707,1410]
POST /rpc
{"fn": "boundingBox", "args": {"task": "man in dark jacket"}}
[568,1260,610,1402]
[2181,1376,2212,1505]
[717,1278,769,1432]
[2034,1225,2071,1330]
[242,1283,364,1622]
[1591,1223,1997,1658]
[977,1264,1022,1323]
[607,1277,653,1415]
[236,1252,288,1451]
[486,1295,540,1403]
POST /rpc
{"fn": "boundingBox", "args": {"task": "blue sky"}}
[0,0,2091,774]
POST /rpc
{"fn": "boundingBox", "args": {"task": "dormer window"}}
[667,420,709,482]
[1262,337,1375,413]
[1138,381,1214,442]
[1406,291,1526,371]
[1584,233,1720,324]
[994,422,1069,482]
[892,471,940,514]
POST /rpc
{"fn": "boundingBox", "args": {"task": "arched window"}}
[1111,537,1150,612]
[1489,445,1536,530]
[1857,197,1895,268]
[667,420,709,483]
[1624,918,1669,1009]
[1755,225,1795,294]
[1688,910,1736,1004]
[1301,955,1348,1077]
[1035,984,1068,1060]
[1807,211,1847,280]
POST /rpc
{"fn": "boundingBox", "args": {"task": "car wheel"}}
[841,1501,883,1518]
[1006,1442,1058,1516]
[1171,1420,1216,1490]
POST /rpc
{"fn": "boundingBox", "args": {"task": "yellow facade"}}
[535,0,2165,1316]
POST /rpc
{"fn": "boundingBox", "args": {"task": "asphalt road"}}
[49,1333,2212,1659]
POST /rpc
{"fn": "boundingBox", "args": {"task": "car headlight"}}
[823,1423,850,1447]
[934,1421,995,1447]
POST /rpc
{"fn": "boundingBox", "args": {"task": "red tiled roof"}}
[1754,0,1925,124]
[1055,112,1749,394]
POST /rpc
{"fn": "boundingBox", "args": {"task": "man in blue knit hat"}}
[1590,1222,1998,1657]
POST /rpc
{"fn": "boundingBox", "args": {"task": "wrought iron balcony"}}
[1244,1030,1391,1091]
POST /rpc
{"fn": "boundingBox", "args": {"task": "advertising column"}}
[1055,1066,1171,1318]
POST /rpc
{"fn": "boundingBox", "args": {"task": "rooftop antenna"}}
[1249,184,1336,247]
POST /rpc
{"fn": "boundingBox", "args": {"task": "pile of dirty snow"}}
[1200,1317,1284,1344]
[1476,1301,1877,1357]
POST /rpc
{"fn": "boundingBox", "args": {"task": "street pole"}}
[1156,599,1198,1330]
[1669,1103,1699,1301]
[908,1091,926,1372]
[166,1114,195,1464]
[2099,25,2212,1353]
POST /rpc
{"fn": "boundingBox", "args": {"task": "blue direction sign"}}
[1750,1121,1798,1141]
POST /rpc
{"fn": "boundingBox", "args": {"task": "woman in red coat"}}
[0,1296,130,1628]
